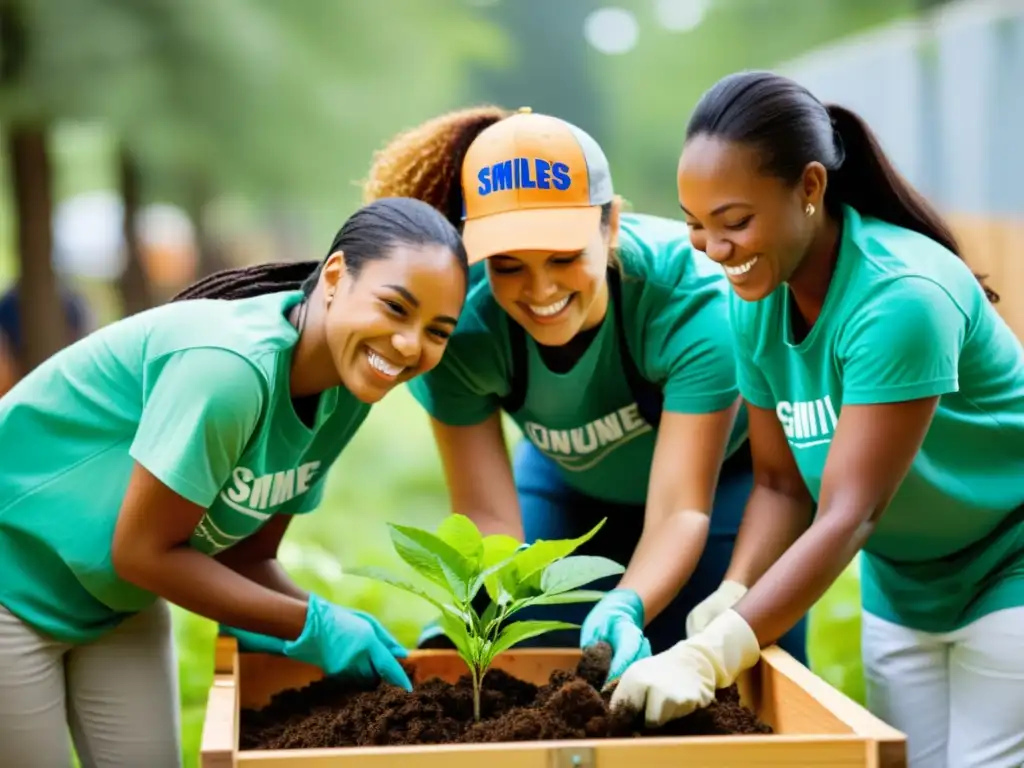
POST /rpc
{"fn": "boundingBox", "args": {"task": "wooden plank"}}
[238,652,324,710]
[205,646,907,767]
[201,640,239,768]
[759,648,903,739]
[238,734,870,768]
[948,213,1024,341]
[756,648,905,768]
[215,635,238,674]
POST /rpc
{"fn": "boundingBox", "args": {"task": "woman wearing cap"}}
[362,107,808,681]
[607,70,1024,767]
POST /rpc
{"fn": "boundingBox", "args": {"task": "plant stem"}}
[471,666,482,722]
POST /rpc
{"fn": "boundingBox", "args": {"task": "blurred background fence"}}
[2,1,1022,765]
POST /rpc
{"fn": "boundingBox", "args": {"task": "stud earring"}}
[805,203,815,217]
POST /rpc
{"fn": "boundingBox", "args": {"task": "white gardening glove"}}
[685,580,748,638]
[609,609,761,727]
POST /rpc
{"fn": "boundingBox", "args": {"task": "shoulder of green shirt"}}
[615,212,740,413]
[137,290,303,367]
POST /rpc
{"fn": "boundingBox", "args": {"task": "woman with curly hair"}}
[362,106,808,684]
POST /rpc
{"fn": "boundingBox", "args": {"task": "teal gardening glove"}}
[281,594,413,691]
[220,624,288,655]
[580,588,651,682]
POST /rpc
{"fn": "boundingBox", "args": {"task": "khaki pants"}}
[863,608,1024,768]
[0,600,181,768]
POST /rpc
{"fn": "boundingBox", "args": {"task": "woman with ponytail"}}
[363,106,808,686]
[0,197,469,767]
[610,70,1024,768]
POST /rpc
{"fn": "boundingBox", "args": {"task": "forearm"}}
[447,473,523,539]
[723,485,813,587]
[224,558,308,601]
[461,508,524,539]
[433,415,524,540]
[618,509,710,623]
[735,508,874,646]
[117,546,308,639]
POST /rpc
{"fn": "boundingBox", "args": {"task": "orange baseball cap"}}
[459,108,614,264]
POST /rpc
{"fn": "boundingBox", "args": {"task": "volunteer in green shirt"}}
[611,70,1024,767]
[362,107,809,681]
[0,197,469,768]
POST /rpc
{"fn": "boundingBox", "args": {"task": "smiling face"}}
[484,209,617,347]
[677,134,825,302]
[319,243,466,403]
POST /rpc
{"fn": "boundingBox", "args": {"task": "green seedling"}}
[348,514,624,722]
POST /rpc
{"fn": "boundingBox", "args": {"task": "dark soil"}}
[240,643,772,749]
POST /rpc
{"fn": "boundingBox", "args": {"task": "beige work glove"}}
[685,579,748,638]
[609,608,761,726]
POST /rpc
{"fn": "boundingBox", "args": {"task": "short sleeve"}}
[637,279,739,415]
[286,476,326,515]
[840,277,966,405]
[735,342,776,409]
[406,325,506,427]
[728,294,776,410]
[130,348,265,508]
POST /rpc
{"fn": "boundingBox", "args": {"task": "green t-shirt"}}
[731,204,1024,633]
[407,212,746,505]
[0,290,371,643]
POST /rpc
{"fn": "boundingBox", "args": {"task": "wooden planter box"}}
[200,637,906,768]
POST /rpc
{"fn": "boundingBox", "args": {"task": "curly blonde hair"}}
[361,105,512,229]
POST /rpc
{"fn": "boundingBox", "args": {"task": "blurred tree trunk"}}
[6,126,66,372]
[117,143,153,316]
[2,0,66,371]
[187,171,229,278]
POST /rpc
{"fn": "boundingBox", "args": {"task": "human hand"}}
[685,580,748,637]
[579,588,651,682]
[282,595,413,691]
[609,609,760,726]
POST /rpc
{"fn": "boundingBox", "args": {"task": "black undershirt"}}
[535,318,605,374]
[293,394,320,428]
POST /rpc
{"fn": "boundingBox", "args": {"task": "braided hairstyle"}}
[361,105,512,229]
[172,197,468,303]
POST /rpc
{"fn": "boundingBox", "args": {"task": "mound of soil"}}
[240,643,772,750]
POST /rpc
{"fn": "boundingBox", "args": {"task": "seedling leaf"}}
[436,514,484,566]
[488,620,578,658]
[388,523,473,597]
[344,565,451,614]
[360,517,623,723]
[437,611,475,661]
[540,555,625,595]
[511,518,607,588]
[524,589,607,606]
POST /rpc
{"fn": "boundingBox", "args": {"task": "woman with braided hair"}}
[362,107,809,683]
[0,196,468,768]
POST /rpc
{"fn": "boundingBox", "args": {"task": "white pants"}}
[0,600,181,768]
[863,608,1024,768]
